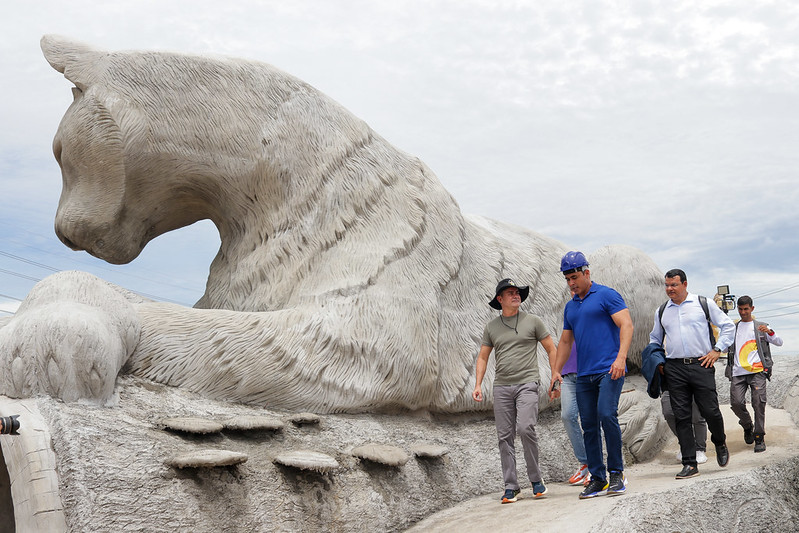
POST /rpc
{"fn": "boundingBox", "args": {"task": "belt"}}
[666,357,702,365]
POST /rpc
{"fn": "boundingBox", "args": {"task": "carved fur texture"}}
[0,36,663,413]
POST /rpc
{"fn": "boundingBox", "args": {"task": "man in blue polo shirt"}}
[549,251,633,499]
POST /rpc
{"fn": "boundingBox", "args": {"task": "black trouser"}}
[665,358,726,466]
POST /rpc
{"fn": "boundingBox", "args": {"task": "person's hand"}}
[548,373,563,400]
[472,386,483,402]
[757,324,774,335]
[609,355,627,380]
[699,349,721,368]
[657,363,664,376]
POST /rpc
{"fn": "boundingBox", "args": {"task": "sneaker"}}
[532,481,547,498]
[743,426,754,445]
[754,434,766,453]
[568,464,589,486]
[715,443,730,467]
[501,489,520,504]
[677,450,707,464]
[583,473,591,486]
[579,477,608,499]
[607,471,627,496]
[675,464,700,479]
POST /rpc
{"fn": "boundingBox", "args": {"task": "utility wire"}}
[0,250,59,272]
[0,263,190,306]
[2,241,202,295]
[754,302,799,314]
[755,309,799,319]
[0,293,20,315]
[752,282,799,300]
[0,268,41,283]
[1,233,208,305]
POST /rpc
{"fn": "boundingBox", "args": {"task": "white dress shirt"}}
[649,293,735,359]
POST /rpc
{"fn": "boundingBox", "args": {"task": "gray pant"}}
[730,372,768,436]
[661,390,707,452]
[493,382,541,489]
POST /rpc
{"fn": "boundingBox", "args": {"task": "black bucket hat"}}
[489,278,529,310]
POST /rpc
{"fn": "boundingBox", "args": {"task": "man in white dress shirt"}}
[649,268,735,479]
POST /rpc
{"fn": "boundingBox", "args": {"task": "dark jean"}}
[576,372,625,481]
[665,358,726,466]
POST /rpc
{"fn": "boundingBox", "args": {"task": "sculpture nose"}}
[55,224,83,252]
[57,232,80,251]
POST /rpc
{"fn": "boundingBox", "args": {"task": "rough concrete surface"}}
[1,357,797,532]
[406,404,799,533]
[409,355,799,533]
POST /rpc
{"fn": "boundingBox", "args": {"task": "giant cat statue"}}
[0,36,664,413]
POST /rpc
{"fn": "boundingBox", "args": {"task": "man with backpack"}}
[726,295,783,452]
[649,268,735,479]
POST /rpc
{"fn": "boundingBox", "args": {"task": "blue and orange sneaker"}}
[501,488,520,503]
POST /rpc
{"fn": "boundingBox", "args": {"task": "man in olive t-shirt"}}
[473,278,557,503]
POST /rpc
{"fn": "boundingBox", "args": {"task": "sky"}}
[1,1,798,352]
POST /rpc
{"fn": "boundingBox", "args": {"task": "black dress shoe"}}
[675,464,699,479]
[716,444,729,467]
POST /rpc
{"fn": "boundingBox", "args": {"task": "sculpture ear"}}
[40,34,99,89]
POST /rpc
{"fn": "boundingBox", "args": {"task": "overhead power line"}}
[752,282,799,300]
[0,262,189,306]
[3,239,204,296]
[0,268,41,283]
[755,309,799,319]
[755,302,799,314]
[0,250,59,272]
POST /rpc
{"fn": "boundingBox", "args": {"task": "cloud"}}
[2,0,798,349]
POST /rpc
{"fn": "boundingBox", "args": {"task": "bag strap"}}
[697,295,716,349]
[659,296,715,349]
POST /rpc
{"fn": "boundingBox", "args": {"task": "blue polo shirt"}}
[563,282,628,376]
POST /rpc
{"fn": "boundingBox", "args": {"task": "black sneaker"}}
[501,489,520,503]
[675,464,699,479]
[715,443,730,467]
[607,471,627,496]
[754,434,766,453]
[579,477,608,499]
[743,426,754,445]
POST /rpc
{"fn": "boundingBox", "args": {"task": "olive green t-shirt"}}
[482,311,550,386]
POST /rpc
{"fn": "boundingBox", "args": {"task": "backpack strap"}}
[657,301,667,335]
[697,295,716,349]
[659,297,715,350]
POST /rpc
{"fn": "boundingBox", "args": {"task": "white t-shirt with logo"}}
[732,321,783,377]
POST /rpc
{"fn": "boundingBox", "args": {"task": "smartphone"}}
[550,380,560,393]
